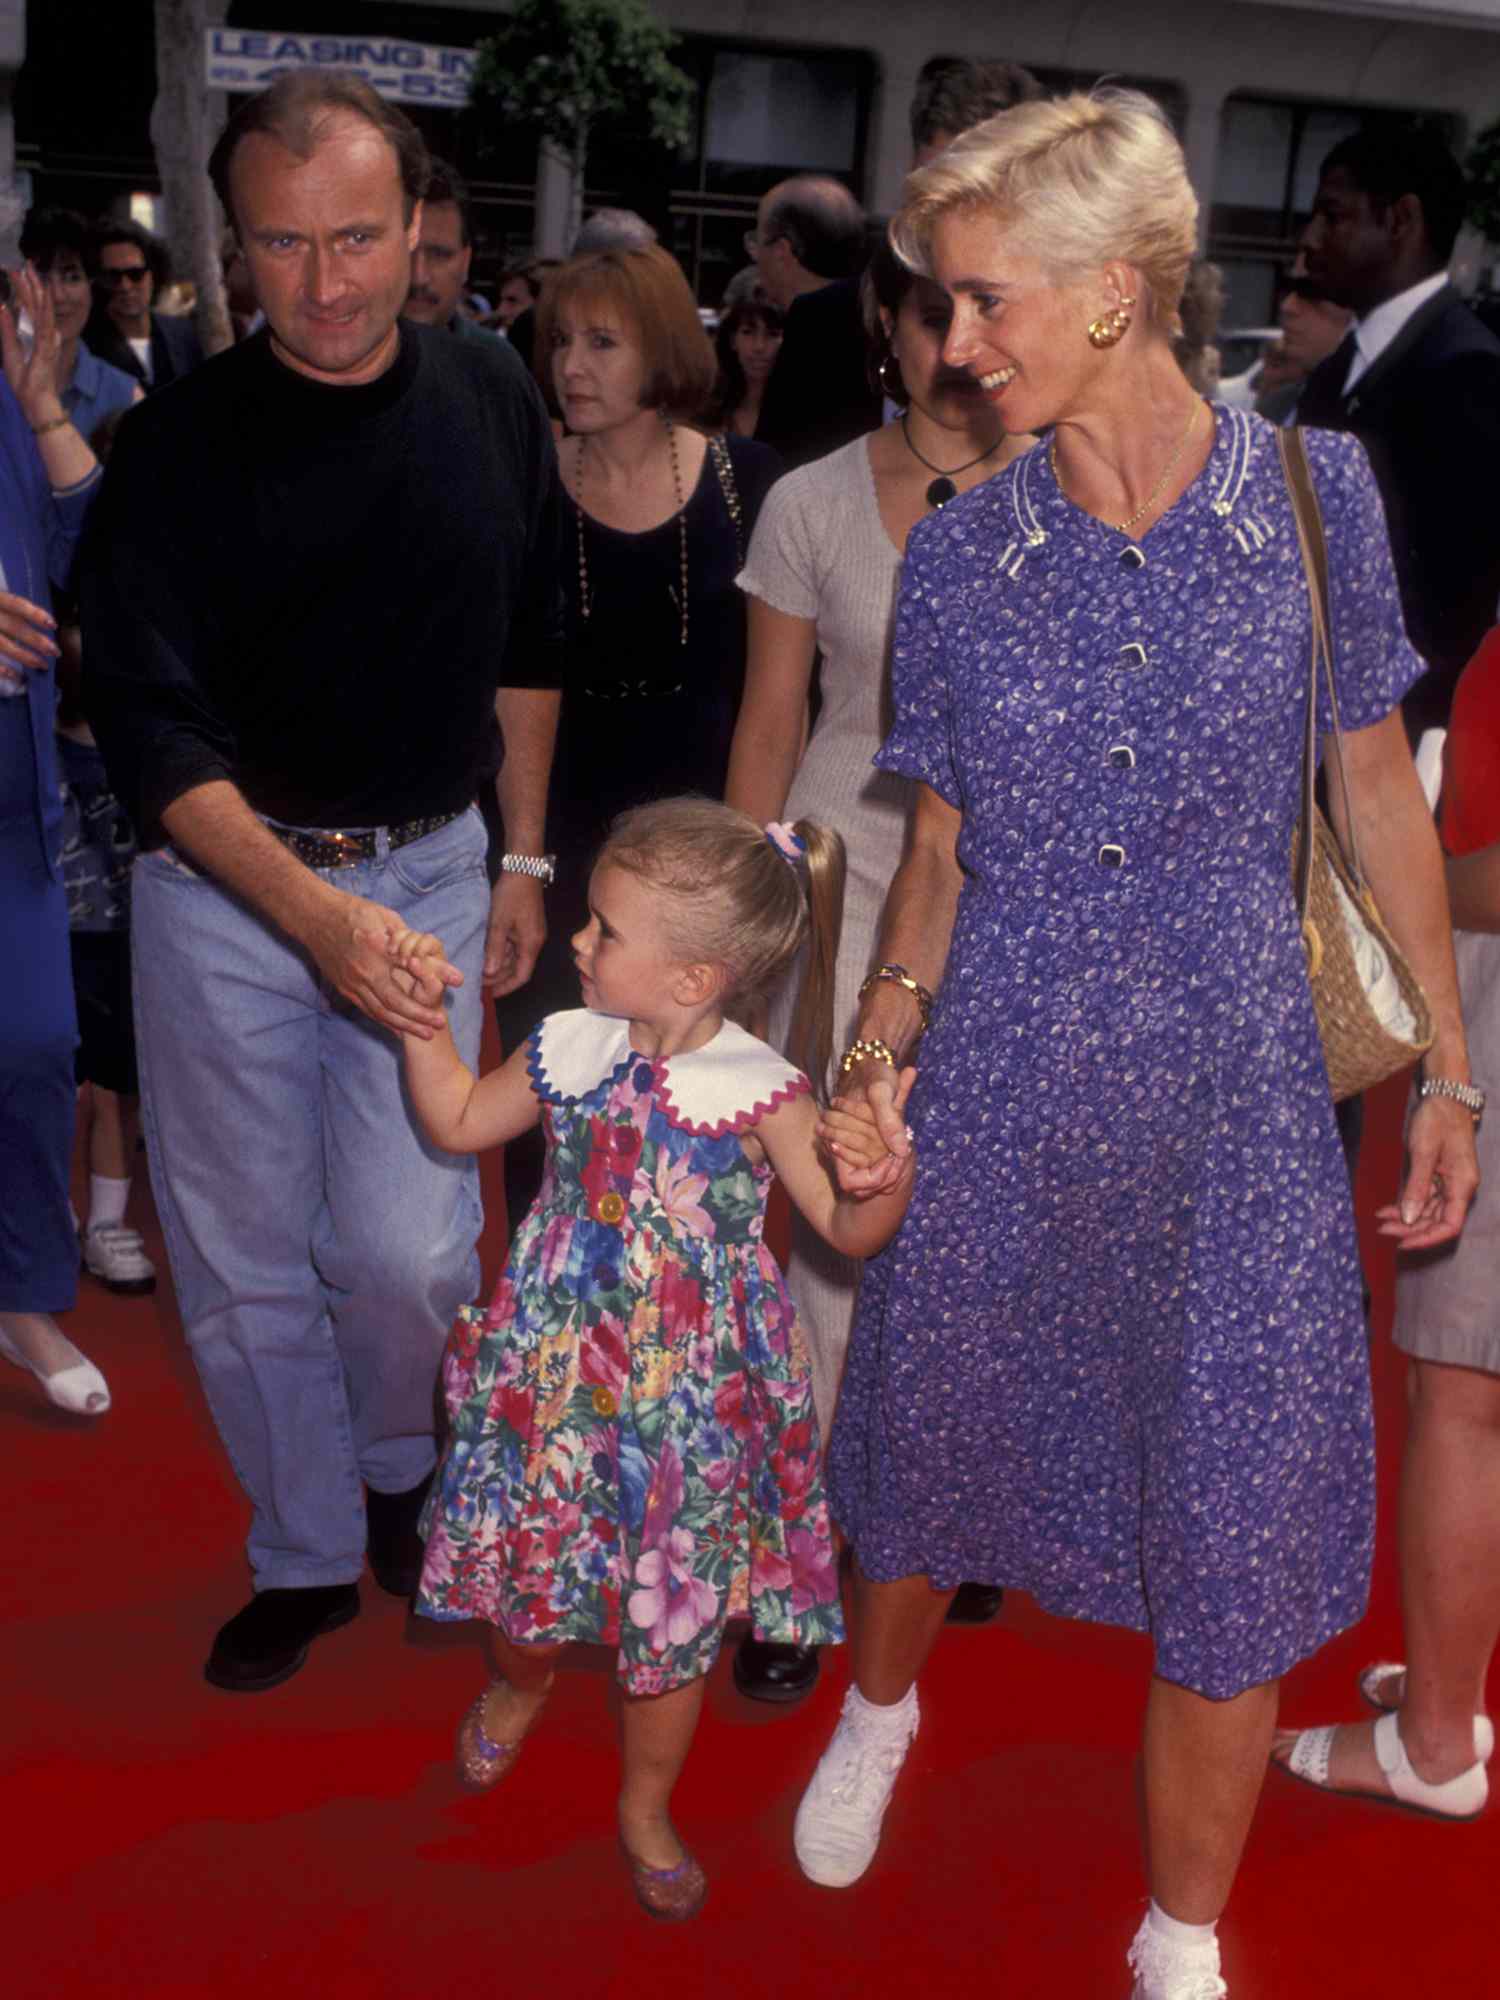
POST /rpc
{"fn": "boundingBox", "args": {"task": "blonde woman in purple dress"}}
[794,92,1476,2000]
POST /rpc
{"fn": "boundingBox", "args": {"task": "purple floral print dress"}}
[829,409,1425,1701]
[416,1010,846,1694]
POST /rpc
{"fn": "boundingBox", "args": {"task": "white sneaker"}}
[793,1684,918,1887]
[1126,1915,1227,2000]
[83,1224,156,1295]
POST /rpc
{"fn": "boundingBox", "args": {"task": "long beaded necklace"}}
[1050,397,1204,535]
[900,413,1005,509]
[574,414,690,647]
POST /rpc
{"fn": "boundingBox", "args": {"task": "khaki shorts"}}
[1393,928,1500,1378]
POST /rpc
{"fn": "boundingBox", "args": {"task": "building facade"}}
[11,0,1500,316]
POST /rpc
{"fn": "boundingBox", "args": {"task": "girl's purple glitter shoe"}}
[623,1843,708,1921]
[454,1689,524,1792]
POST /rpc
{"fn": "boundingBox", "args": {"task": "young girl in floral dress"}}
[388,799,913,1920]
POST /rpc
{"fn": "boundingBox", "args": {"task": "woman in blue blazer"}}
[0,258,108,1413]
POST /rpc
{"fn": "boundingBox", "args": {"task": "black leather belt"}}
[269,809,465,870]
[581,680,685,700]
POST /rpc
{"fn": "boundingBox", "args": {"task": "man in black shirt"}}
[82,72,564,1693]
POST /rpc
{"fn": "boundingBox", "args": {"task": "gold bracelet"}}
[30,414,72,437]
[839,1036,897,1076]
[858,962,933,1034]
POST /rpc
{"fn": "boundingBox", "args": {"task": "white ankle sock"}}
[89,1174,130,1232]
[1147,1902,1217,1950]
[848,1683,917,1723]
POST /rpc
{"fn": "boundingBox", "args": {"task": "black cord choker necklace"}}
[901,414,1003,509]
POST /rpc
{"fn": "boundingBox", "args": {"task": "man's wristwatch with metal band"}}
[1418,1075,1486,1127]
[499,852,556,885]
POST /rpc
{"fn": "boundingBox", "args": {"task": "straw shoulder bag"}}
[1277,426,1434,1100]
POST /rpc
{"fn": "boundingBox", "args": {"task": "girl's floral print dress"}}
[416,1010,846,1694]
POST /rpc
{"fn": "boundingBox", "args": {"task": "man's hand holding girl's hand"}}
[379,926,462,1011]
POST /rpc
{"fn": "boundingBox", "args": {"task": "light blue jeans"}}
[132,809,488,1590]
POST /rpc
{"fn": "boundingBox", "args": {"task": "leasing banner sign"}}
[204,26,476,106]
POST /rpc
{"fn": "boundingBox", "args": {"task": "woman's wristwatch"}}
[858,963,934,1035]
[499,853,556,884]
[1418,1075,1486,1128]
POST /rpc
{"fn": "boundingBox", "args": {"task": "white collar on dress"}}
[529,1009,809,1136]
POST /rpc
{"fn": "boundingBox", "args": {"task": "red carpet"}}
[6,1070,1495,1998]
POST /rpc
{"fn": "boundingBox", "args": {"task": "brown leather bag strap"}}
[1276,426,1366,922]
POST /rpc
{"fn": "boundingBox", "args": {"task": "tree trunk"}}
[534,137,573,259]
[568,122,589,252]
[150,0,233,357]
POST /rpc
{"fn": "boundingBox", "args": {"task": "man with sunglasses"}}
[84,221,202,393]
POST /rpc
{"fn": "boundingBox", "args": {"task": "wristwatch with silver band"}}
[1418,1075,1486,1127]
[499,852,556,884]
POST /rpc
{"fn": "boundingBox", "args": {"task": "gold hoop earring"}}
[878,352,904,402]
[1087,294,1136,349]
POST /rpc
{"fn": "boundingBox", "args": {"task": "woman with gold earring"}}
[794,90,1475,2000]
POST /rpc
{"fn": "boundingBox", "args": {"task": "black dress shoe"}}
[204,1583,360,1693]
[733,1633,820,1704]
[365,1471,434,1598]
[945,1582,1005,1625]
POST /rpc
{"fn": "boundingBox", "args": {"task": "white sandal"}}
[1279,1710,1488,1821]
[1357,1661,1495,1761]
[0,1323,111,1417]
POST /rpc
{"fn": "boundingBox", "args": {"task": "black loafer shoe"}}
[732,1634,820,1705]
[204,1583,360,1693]
[365,1471,434,1598]
[945,1582,1005,1626]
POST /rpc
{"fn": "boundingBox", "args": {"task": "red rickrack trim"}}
[654,1065,811,1138]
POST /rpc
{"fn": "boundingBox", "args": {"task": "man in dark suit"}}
[86,220,203,393]
[1299,124,1500,740]
[750,176,879,469]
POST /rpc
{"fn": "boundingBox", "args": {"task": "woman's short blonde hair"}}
[890,88,1199,337]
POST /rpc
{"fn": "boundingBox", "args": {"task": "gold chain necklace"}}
[575,416,689,647]
[1050,398,1204,535]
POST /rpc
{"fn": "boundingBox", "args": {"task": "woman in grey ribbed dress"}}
[728,243,1029,1439]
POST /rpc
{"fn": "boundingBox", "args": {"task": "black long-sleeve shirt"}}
[80,322,564,843]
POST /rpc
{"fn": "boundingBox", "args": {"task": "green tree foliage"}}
[470,0,695,240]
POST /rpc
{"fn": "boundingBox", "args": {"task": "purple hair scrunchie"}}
[764,821,806,866]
